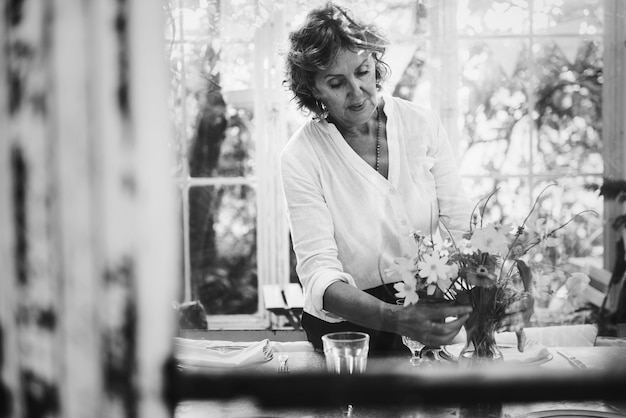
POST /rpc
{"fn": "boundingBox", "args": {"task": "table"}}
[173,345,626,417]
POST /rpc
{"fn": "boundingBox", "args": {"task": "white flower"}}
[417,252,450,284]
[470,224,509,254]
[394,278,420,305]
[458,238,477,255]
[427,283,437,296]
[446,262,459,280]
[566,272,590,300]
[494,222,514,235]
[436,277,453,294]
[385,256,417,283]
[524,212,543,234]
[567,272,590,293]
[528,217,559,247]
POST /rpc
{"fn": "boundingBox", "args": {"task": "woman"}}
[281,3,528,352]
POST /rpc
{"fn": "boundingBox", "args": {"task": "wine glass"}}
[418,298,456,363]
[402,335,426,366]
[397,299,426,366]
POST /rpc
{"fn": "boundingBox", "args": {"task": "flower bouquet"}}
[387,185,595,364]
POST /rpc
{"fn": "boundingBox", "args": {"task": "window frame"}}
[173,4,292,329]
[601,0,626,269]
[428,0,607,263]
[171,0,625,330]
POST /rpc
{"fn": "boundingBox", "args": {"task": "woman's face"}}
[312,48,379,130]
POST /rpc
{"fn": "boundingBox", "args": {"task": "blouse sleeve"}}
[428,111,473,240]
[280,132,357,321]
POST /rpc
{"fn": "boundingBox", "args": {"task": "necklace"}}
[375,106,382,173]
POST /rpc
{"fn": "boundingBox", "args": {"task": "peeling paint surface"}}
[0,326,14,417]
[7,0,25,26]
[103,258,138,418]
[8,2,64,416]
[1,1,178,417]
[115,0,129,117]
[11,147,28,285]
[21,370,59,418]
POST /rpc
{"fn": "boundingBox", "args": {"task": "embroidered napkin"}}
[446,336,551,365]
[492,338,552,365]
[522,324,598,347]
[174,338,273,369]
[270,341,315,353]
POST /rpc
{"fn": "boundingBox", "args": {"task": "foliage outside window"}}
[165,0,605,328]
[455,0,604,283]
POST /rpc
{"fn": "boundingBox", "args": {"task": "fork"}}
[277,354,289,373]
[556,349,587,369]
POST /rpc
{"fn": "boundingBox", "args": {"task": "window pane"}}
[458,39,532,176]
[167,47,186,178]
[457,0,604,268]
[532,39,603,174]
[179,0,218,42]
[164,0,219,43]
[533,0,603,35]
[220,41,255,92]
[529,177,604,263]
[176,191,186,299]
[462,176,603,262]
[167,0,257,179]
[464,176,533,224]
[189,184,258,314]
[458,0,530,36]
[187,103,255,178]
[183,48,256,178]
[164,1,182,43]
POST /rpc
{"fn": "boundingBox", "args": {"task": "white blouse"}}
[280,95,472,323]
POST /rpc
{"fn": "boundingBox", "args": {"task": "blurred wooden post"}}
[429,1,459,158]
[603,0,626,270]
[0,1,178,417]
[254,9,292,326]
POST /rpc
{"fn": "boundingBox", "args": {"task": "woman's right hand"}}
[394,302,473,347]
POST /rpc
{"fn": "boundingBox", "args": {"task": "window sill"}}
[178,328,307,342]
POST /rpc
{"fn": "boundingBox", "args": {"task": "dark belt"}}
[301,283,405,353]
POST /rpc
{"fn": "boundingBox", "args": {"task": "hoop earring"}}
[316,100,329,119]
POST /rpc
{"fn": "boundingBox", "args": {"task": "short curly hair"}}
[284,2,390,117]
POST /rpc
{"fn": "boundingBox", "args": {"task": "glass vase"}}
[458,287,504,366]
[459,320,503,366]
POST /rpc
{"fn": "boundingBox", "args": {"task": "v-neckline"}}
[324,97,398,187]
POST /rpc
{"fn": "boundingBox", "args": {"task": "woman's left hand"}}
[496,292,535,352]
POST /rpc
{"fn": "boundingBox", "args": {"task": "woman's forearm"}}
[322,281,400,333]
[322,281,473,346]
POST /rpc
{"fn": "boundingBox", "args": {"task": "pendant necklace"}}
[375,106,382,173]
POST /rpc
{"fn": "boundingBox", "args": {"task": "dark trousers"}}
[301,283,405,353]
